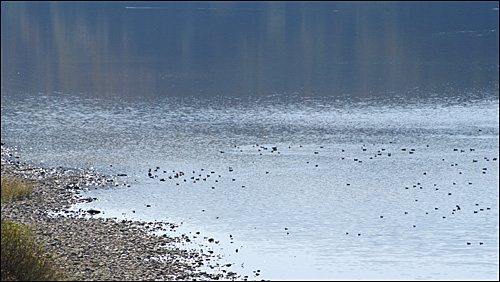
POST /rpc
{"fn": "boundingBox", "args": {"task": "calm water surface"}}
[1,2,499,280]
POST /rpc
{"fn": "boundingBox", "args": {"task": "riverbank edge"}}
[1,145,240,281]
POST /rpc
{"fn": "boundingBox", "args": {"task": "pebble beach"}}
[1,145,240,281]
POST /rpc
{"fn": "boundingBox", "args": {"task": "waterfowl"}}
[87,209,101,216]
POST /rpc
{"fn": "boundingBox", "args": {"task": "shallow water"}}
[1,91,499,280]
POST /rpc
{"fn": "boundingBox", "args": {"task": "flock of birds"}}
[68,136,498,279]
[141,140,497,248]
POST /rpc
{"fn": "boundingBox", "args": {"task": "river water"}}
[1,2,499,280]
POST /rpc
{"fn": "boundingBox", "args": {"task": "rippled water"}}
[2,2,499,279]
[1,91,499,280]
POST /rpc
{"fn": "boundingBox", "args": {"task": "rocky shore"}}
[1,145,240,281]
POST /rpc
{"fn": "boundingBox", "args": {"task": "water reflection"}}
[2,2,498,97]
[2,2,499,280]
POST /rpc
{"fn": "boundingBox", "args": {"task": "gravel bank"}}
[1,145,240,281]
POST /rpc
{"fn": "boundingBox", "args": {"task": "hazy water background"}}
[1,2,499,280]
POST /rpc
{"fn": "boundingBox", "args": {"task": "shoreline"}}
[1,145,240,281]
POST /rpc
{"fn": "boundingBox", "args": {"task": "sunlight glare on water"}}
[1,92,498,280]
